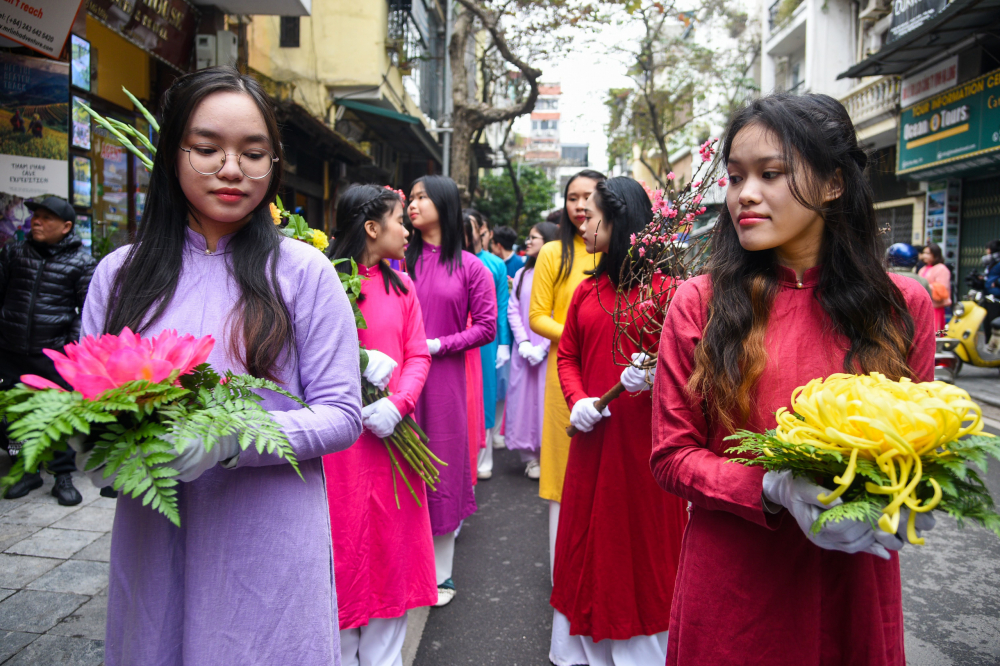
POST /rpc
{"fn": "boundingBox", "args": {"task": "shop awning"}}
[838,0,1000,79]
[212,0,310,16]
[275,101,372,166]
[335,99,443,165]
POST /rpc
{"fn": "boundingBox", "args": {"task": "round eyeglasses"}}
[179,142,278,180]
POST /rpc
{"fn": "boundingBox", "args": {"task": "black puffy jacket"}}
[0,234,96,354]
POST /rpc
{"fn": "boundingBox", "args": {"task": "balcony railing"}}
[840,76,900,126]
[769,0,804,32]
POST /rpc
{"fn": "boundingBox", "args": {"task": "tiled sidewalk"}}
[0,465,111,666]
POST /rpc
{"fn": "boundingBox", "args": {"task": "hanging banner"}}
[0,53,68,199]
[87,0,198,71]
[889,0,947,43]
[0,0,84,59]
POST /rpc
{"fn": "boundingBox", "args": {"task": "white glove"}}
[762,470,889,559]
[528,344,547,366]
[873,507,937,551]
[518,341,535,360]
[163,433,241,483]
[362,397,403,439]
[362,349,398,390]
[427,339,441,355]
[620,352,654,392]
[496,344,511,369]
[71,435,117,489]
[569,397,611,433]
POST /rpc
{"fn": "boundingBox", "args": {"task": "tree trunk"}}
[501,146,524,230]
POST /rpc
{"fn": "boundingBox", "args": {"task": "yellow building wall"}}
[85,16,150,111]
[248,1,423,122]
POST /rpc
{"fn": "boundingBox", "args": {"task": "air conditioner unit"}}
[217,30,238,68]
[859,0,890,21]
[196,34,216,70]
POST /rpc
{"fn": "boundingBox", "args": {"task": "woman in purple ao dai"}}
[404,175,496,606]
[79,68,362,666]
[506,221,559,478]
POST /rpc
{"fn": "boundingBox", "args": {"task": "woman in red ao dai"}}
[652,94,936,665]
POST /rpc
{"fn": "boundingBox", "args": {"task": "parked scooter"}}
[938,270,1000,380]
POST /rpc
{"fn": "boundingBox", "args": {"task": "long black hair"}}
[405,175,463,279]
[330,184,408,297]
[690,93,915,430]
[103,66,292,382]
[586,178,653,289]
[516,221,558,299]
[556,169,606,283]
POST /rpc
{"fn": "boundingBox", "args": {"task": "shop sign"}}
[901,56,958,107]
[889,0,947,42]
[0,0,84,59]
[897,68,1000,175]
[0,53,68,200]
[87,0,198,71]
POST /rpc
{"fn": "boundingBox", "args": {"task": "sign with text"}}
[87,0,198,72]
[0,53,68,198]
[889,0,947,42]
[897,68,1000,175]
[0,0,84,59]
[901,56,958,107]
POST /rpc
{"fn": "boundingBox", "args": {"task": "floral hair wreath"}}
[384,185,406,203]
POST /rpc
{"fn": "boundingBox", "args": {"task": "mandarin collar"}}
[357,262,382,277]
[185,225,236,256]
[423,241,441,254]
[776,264,821,289]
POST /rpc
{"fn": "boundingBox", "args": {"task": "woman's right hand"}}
[426,339,441,355]
[762,470,890,559]
[569,397,610,433]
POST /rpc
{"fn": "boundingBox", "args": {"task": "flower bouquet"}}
[726,372,1000,544]
[333,255,445,509]
[0,329,304,526]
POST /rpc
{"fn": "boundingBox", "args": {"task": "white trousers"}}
[477,427,494,474]
[549,500,560,583]
[549,609,668,666]
[432,530,456,585]
[340,615,407,666]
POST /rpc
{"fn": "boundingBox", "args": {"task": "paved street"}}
[1,420,999,665]
[0,468,111,666]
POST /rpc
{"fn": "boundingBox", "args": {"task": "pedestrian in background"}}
[527,168,605,577]
[406,176,496,607]
[81,67,363,666]
[506,221,558,479]
[0,195,94,506]
[327,184,436,666]
[492,225,524,278]
[463,209,511,480]
[652,93,933,666]
[919,242,951,331]
[551,178,687,666]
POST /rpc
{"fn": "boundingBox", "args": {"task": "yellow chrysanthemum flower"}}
[270,203,282,225]
[308,228,329,252]
[772,372,987,543]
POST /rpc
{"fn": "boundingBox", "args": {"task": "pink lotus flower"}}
[28,328,215,400]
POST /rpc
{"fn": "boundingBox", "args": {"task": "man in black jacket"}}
[0,196,95,505]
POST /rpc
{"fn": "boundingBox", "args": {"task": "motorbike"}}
[936,270,1000,381]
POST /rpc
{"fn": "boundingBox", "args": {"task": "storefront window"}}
[91,121,130,244]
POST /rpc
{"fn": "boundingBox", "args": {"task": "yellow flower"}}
[773,372,988,543]
[308,228,329,252]
[270,203,282,225]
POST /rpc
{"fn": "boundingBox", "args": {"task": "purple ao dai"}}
[80,228,362,666]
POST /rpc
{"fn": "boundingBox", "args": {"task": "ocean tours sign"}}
[897,68,1000,176]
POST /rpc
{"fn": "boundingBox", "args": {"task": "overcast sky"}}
[514,18,643,173]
